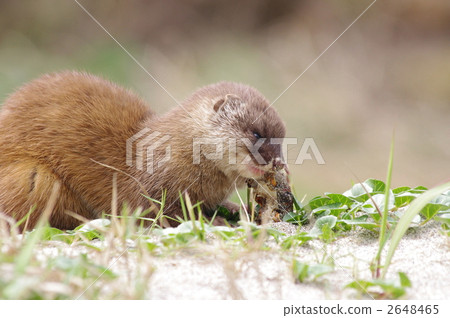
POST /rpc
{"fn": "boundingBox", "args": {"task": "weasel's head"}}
[187,82,286,179]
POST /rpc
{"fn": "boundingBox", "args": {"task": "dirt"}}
[128,222,449,299]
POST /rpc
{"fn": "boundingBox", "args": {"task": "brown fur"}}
[0,71,285,229]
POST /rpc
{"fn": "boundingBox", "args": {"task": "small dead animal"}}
[246,163,293,224]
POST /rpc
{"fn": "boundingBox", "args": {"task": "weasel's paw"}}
[220,201,242,214]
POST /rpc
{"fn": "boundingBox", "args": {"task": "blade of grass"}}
[153,190,168,229]
[235,184,249,222]
[91,158,159,213]
[14,182,60,276]
[179,191,188,222]
[380,137,394,243]
[111,172,123,238]
[373,135,394,277]
[247,185,255,223]
[12,206,36,232]
[0,213,19,238]
[184,192,198,232]
[381,181,450,278]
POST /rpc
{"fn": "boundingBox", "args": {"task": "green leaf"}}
[215,205,240,222]
[345,277,407,299]
[307,263,334,278]
[434,213,450,225]
[293,196,303,211]
[310,215,337,237]
[408,186,428,194]
[40,227,65,241]
[327,193,355,206]
[393,209,421,225]
[394,194,417,207]
[144,241,159,252]
[265,228,286,242]
[344,183,372,198]
[398,272,412,288]
[49,233,76,244]
[365,179,386,192]
[319,223,335,242]
[312,202,343,212]
[312,203,347,217]
[292,260,309,283]
[292,260,333,283]
[420,203,443,220]
[339,215,378,230]
[51,255,117,279]
[393,186,411,194]
[372,280,407,299]
[440,223,450,236]
[283,211,307,225]
[281,232,314,249]
[343,179,386,199]
[306,197,331,210]
[362,192,395,213]
[430,193,450,206]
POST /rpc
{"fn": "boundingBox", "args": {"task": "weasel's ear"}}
[213,94,241,112]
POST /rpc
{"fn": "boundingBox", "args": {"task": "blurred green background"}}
[1,0,449,200]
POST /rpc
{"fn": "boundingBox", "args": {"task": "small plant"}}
[346,272,411,299]
[292,259,334,283]
[343,139,450,299]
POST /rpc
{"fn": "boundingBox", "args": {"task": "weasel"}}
[0,71,286,229]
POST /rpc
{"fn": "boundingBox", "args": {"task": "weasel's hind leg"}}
[0,160,94,230]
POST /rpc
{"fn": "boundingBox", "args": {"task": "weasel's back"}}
[0,71,153,228]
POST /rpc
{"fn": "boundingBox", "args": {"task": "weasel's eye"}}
[252,131,262,139]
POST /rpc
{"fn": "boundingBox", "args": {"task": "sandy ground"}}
[30,220,449,299]
[139,222,449,300]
